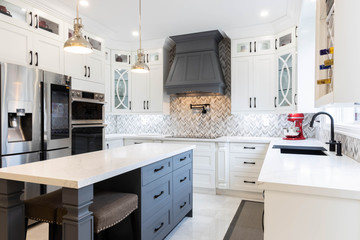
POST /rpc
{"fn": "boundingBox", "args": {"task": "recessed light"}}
[132,31,139,36]
[21,8,26,12]
[260,10,269,17]
[79,0,89,7]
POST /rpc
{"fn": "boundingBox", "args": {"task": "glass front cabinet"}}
[112,66,131,112]
[276,49,297,110]
[232,37,275,57]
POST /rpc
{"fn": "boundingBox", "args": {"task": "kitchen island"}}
[0,143,195,240]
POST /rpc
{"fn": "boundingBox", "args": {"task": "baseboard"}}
[193,187,216,195]
[216,189,263,201]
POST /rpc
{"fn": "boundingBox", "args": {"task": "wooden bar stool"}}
[24,189,138,240]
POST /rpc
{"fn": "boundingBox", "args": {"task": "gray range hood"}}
[165,30,226,96]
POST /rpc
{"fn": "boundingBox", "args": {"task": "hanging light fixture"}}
[64,0,93,54]
[131,0,150,73]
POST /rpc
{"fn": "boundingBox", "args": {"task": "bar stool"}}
[24,189,138,240]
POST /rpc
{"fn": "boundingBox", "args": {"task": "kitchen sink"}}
[272,145,327,156]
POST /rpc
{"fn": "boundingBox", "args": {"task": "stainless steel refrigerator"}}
[0,62,72,198]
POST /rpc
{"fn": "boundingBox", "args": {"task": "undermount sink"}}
[273,145,328,156]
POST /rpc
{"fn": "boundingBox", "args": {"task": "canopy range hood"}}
[165,30,226,96]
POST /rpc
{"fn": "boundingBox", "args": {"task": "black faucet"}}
[310,112,336,152]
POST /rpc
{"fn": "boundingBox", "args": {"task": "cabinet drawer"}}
[193,152,216,171]
[229,155,264,173]
[124,139,153,146]
[142,173,172,218]
[142,202,172,240]
[173,190,192,225]
[230,173,261,192]
[230,143,268,155]
[173,151,193,170]
[193,169,216,189]
[142,158,172,186]
[173,164,192,194]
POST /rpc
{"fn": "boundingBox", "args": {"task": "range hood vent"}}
[165,30,226,96]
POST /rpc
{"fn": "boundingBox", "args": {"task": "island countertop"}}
[0,143,195,189]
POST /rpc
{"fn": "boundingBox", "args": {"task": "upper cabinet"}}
[231,27,298,113]
[275,27,297,51]
[232,36,275,57]
[109,48,169,114]
[0,0,30,29]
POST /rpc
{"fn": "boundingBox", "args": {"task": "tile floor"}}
[27,193,242,240]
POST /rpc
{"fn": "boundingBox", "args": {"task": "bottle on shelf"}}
[320,47,334,55]
[317,78,332,85]
[320,65,331,70]
[324,59,334,66]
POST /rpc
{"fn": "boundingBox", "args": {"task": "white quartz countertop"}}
[0,143,195,189]
[105,134,274,143]
[258,139,360,200]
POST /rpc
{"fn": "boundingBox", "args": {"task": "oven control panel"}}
[71,90,105,102]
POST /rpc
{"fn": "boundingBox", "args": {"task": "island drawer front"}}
[142,202,172,240]
[230,173,261,192]
[173,190,192,225]
[230,143,268,155]
[173,164,192,194]
[173,150,193,170]
[142,173,172,218]
[142,157,172,186]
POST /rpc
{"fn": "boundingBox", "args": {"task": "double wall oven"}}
[71,90,105,155]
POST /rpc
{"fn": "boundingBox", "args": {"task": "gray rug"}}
[223,200,264,240]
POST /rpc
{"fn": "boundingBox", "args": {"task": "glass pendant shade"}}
[131,0,149,73]
[64,1,93,54]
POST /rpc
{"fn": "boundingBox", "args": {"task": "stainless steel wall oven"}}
[71,90,105,155]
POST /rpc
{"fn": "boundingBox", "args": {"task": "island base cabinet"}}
[264,190,360,240]
[142,202,172,240]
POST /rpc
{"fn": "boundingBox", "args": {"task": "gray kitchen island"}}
[0,143,195,240]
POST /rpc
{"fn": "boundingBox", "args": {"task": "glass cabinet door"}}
[277,52,294,107]
[114,68,130,111]
[115,53,131,64]
[232,39,252,56]
[0,0,29,26]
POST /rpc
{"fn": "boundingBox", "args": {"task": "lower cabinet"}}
[141,150,193,240]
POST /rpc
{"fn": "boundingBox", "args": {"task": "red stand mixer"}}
[283,113,306,140]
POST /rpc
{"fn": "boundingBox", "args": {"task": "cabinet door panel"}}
[87,55,103,84]
[34,34,63,74]
[231,57,253,112]
[253,55,275,110]
[148,65,163,112]
[0,23,32,66]
[131,72,148,112]
[113,67,131,112]
[104,64,111,113]
[64,52,86,80]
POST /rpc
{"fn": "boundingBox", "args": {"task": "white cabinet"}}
[105,139,124,149]
[0,21,32,66]
[275,49,297,111]
[147,65,165,112]
[131,73,148,112]
[229,143,268,193]
[104,64,111,113]
[112,66,131,113]
[112,50,132,66]
[232,36,274,57]
[87,54,103,84]
[275,27,297,51]
[231,54,275,113]
[33,34,63,73]
[124,139,155,145]
[31,10,64,42]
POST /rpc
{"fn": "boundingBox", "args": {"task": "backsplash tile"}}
[105,37,316,139]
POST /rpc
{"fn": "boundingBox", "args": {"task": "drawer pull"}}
[244,180,256,184]
[244,161,256,165]
[180,177,187,183]
[154,222,164,232]
[134,142,143,144]
[154,166,164,172]
[244,146,256,150]
[153,191,164,199]
[180,202,187,209]
[180,157,187,161]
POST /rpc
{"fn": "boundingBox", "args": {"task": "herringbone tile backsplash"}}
[106,38,316,139]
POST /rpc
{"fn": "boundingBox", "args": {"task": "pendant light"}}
[131,0,150,73]
[64,0,93,54]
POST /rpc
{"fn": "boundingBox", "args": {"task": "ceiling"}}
[47,0,303,45]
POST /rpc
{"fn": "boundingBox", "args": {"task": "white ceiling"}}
[41,0,303,46]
